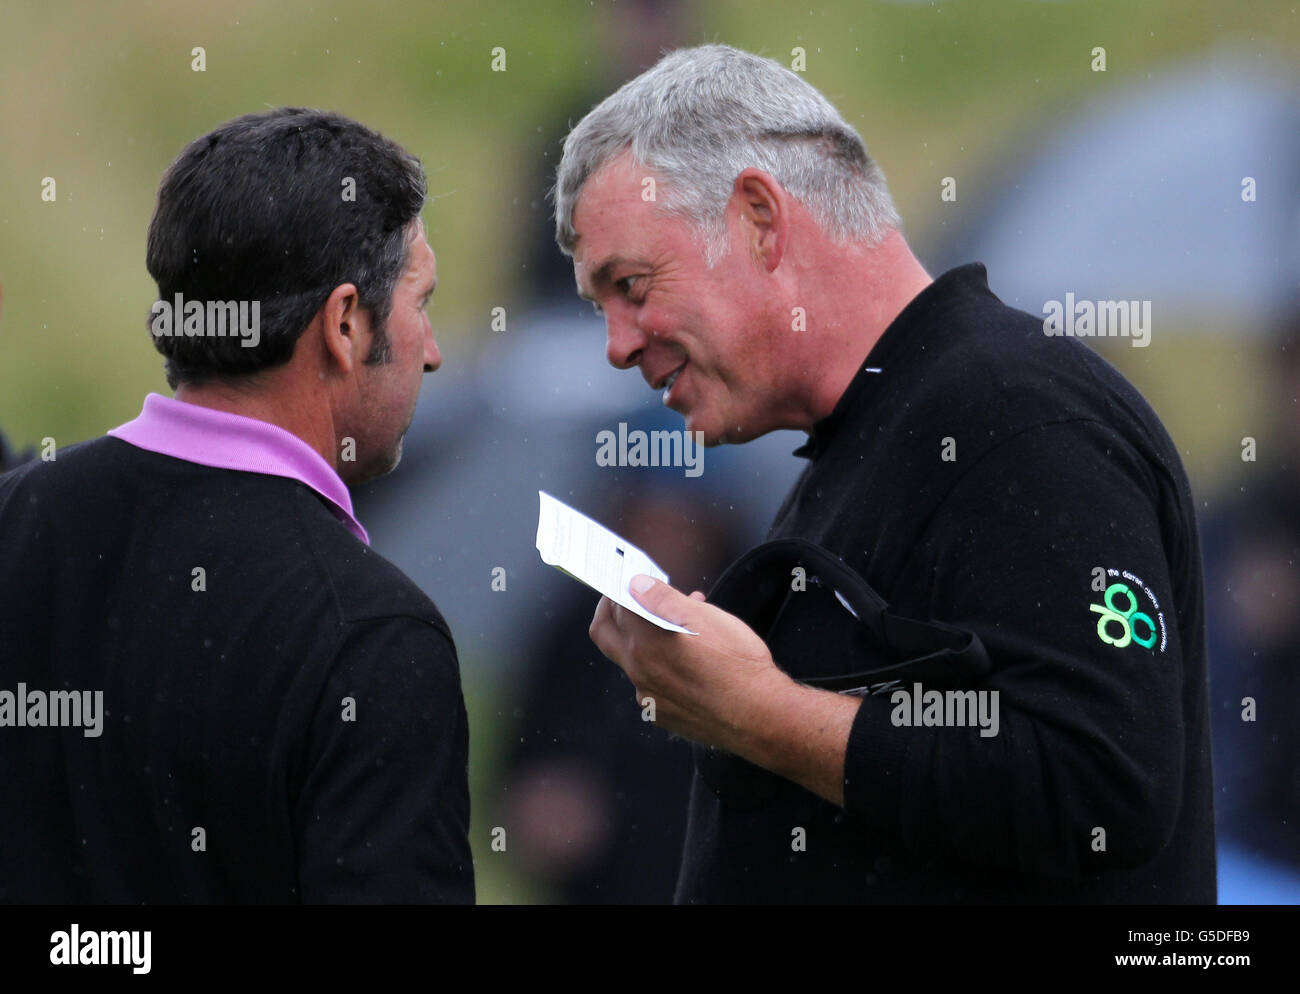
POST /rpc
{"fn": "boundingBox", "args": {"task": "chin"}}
[715,418,770,447]
[680,414,727,448]
[379,440,404,477]
[341,441,403,486]
[698,428,729,448]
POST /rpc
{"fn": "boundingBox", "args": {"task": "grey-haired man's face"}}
[570,152,797,446]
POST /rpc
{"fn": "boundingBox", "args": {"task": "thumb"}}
[629,574,698,627]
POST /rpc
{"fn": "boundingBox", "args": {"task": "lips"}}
[660,361,687,406]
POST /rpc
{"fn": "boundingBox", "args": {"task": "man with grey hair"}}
[563,45,1215,903]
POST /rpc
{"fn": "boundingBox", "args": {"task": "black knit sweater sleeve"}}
[842,417,1192,882]
[293,617,475,904]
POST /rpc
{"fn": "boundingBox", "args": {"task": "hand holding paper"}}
[535,490,696,634]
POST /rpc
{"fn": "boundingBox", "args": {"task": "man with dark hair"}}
[0,109,473,903]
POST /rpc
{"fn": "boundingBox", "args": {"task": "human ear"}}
[730,168,787,272]
[318,283,367,375]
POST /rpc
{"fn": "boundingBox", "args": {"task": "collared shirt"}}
[108,392,368,545]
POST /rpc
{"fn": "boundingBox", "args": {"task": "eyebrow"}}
[576,255,636,302]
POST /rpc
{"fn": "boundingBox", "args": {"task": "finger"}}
[628,574,698,629]
[590,595,612,632]
[589,597,618,656]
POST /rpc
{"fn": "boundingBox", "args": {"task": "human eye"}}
[616,276,645,300]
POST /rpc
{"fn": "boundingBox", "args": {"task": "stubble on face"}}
[337,224,438,485]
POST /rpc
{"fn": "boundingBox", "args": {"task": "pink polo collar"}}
[108,392,369,545]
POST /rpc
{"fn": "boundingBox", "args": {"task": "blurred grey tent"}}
[929,50,1300,329]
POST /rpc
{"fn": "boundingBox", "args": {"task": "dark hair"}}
[145,108,426,387]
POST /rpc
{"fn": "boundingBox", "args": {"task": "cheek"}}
[397,315,423,362]
[637,297,677,340]
[649,287,711,341]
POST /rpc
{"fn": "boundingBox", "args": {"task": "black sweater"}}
[675,264,1216,903]
[0,440,474,903]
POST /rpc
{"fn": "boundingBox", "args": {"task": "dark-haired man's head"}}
[145,108,440,483]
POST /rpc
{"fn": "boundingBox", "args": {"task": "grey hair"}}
[552,44,901,264]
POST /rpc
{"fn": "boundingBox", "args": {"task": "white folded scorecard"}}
[535,490,696,635]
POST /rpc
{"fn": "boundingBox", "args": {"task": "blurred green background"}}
[5,0,1297,447]
[3,0,1297,903]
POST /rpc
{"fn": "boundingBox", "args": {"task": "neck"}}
[797,229,932,425]
[174,376,339,470]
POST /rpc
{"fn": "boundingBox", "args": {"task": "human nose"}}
[423,324,441,373]
[604,309,645,371]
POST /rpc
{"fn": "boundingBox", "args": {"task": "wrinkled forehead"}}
[571,157,673,295]
[571,152,656,239]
